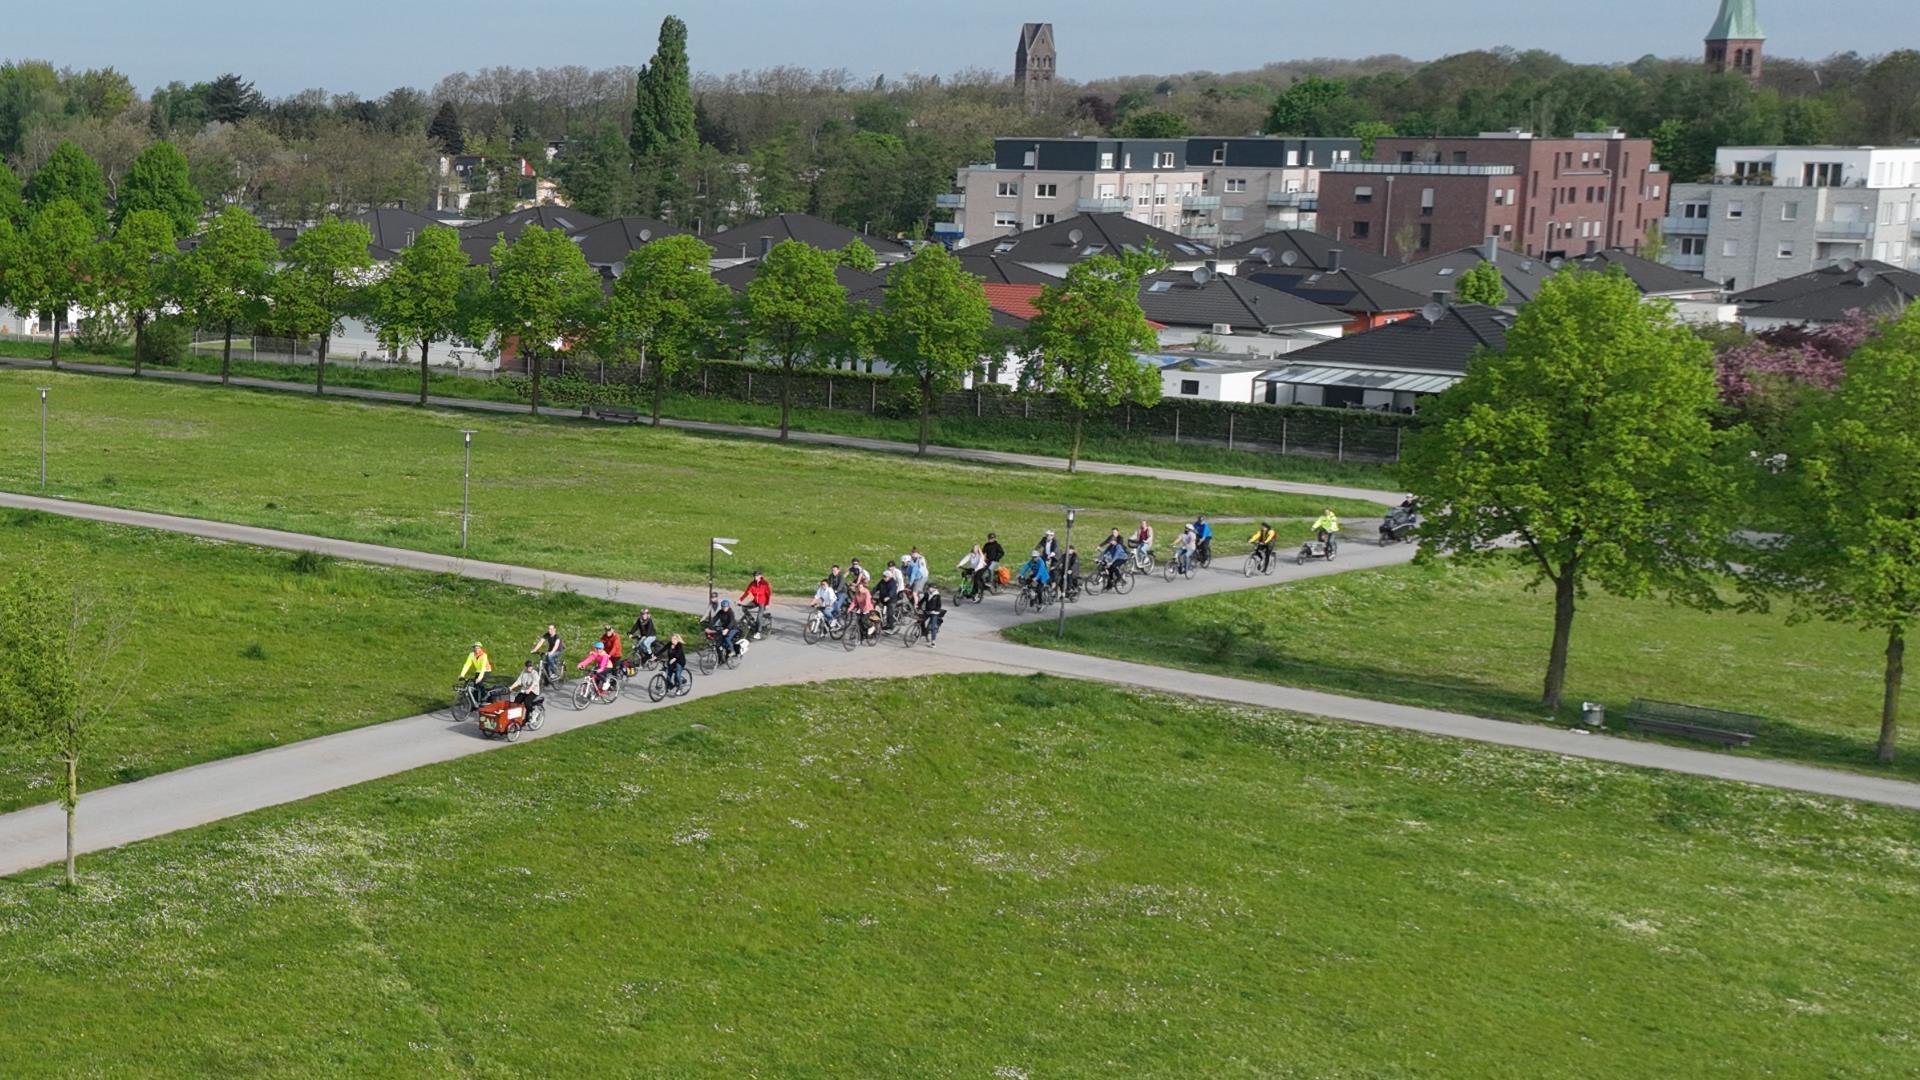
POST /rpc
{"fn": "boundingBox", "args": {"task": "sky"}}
[12,1,1903,98]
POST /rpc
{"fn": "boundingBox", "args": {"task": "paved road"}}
[0,357,1400,505]
[2,494,1915,878]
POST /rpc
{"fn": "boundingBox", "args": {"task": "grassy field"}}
[1007,558,1916,781]
[0,511,657,813]
[2,675,1915,1076]
[0,346,1396,487]
[0,370,1380,588]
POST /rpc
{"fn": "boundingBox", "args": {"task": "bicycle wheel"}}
[697,649,716,676]
[1244,553,1260,578]
[1013,590,1030,616]
[675,670,694,697]
[451,690,475,724]
[905,621,923,647]
[1114,569,1135,595]
[572,679,592,711]
[721,645,739,669]
[842,622,859,651]
[1140,553,1156,575]
[803,616,823,645]
[648,674,667,703]
[525,703,546,731]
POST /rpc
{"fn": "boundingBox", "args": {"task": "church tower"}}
[1705,0,1765,82]
[1015,23,1056,104]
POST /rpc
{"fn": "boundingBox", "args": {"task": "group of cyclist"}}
[461,507,1350,701]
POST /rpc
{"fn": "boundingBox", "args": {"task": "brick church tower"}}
[1015,23,1056,103]
[1705,0,1765,82]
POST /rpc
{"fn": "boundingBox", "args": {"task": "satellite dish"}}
[1857,267,1877,286]
[1259,251,1274,266]
[1280,250,1299,267]
[1191,265,1215,286]
[1547,256,1566,271]
[1420,302,1445,325]
[638,228,653,242]
[1067,228,1085,244]
[1837,257,1857,274]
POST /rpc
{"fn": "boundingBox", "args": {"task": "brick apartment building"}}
[1316,130,1670,262]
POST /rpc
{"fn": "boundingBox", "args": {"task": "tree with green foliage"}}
[748,138,803,216]
[1,200,96,365]
[557,119,636,217]
[1349,120,1397,160]
[25,141,108,232]
[880,245,993,455]
[488,224,602,413]
[95,209,176,375]
[368,226,486,406]
[171,205,279,384]
[273,218,375,394]
[427,101,464,154]
[839,238,879,273]
[114,140,201,236]
[1026,255,1163,472]
[1404,270,1734,712]
[204,73,262,124]
[631,16,697,164]
[1747,304,1920,763]
[595,234,727,425]
[0,161,23,227]
[1454,261,1507,307]
[1264,76,1362,138]
[744,239,846,440]
[1116,110,1189,138]
[0,557,136,888]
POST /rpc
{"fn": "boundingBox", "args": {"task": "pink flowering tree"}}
[1716,310,1875,436]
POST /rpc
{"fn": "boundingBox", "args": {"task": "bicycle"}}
[1012,578,1052,616]
[803,607,851,645]
[646,665,694,702]
[904,612,941,647]
[740,604,774,641]
[1127,540,1157,576]
[1244,543,1278,578]
[697,627,741,675]
[571,670,620,710]
[451,681,494,724]
[1163,551,1196,582]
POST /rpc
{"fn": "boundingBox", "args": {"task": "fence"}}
[188,332,498,376]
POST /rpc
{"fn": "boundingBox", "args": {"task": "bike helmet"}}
[472,642,484,650]
[721,599,731,608]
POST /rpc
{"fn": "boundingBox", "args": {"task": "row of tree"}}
[1407,269,1920,764]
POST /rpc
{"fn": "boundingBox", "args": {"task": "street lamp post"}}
[37,387,49,490]
[459,430,477,550]
[1057,506,1079,639]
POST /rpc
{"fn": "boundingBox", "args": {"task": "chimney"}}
[1326,248,1343,272]
[1204,259,1218,275]
[1431,290,1451,308]
[759,236,775,259]
[1483,235,1499,264]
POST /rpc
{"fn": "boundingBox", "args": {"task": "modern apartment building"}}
[1316,129,1670,262]
[940,136,1358,248]
[1661,146,1920,291]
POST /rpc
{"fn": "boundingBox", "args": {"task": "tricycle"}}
[477,695,546,741]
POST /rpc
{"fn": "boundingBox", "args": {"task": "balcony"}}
[1076,197,1129,212]
[1267,191,1317,208]
[1662,215,1709,235]
[1815,220,1872,239]
[1182,195,1222,211]
[934,193,965,208]
[1185,223,1220,237]
[1665,253,1706,272]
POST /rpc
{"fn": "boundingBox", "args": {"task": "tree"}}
[1350,119,1397,159]
[556,119,637,217]
[274,218,374,394]
[115,140,201,236]
[879,245,993,454]
[2,200,96,365]
[744,239,846,439]
[839,238,880,273]
[0,557,136,888]
[595,234,727,424]
[1116,110,1189,138]
[1403,269,1734,711]
[488,225,602,413]
[631,15,697,163]
[205,73,263,124]
[1454,261,1507,306]
[171,206,278,384]
[95,209,176,375]
[369,226,485,405]
[0,161,23,227]
[1026,255,1163,471]
[25,141,108,232]
[1264,76,1360,138]
[427,101,464,154]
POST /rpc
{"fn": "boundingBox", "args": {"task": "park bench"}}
[586,404,642,424]
[1622,699,1762,747]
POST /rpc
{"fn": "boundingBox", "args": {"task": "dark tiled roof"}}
[1571,249,1718,297]
[1216,230,1396,276]
[954,253,1061,286]
[350,208,441,256]
[1242,267,1430,315]
[1375,247,1556,304]
[712,261,890,296]
[844,280,1031,330]
[1740,264,1920,324]
[705,213,908,260]
[570,216,691,268]
[1273,304,1512,374]
[1730,259,1909,305]
[460,205,605,263]
[1137,269,1349,331]
[953,213,1214,265]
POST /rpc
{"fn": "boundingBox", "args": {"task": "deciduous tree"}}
[1025,254,1163,472]
[488,224,602,412]
[95,209,176,374]
[274,217,375,394]
[24,141,108,232]
[1404,269,1735,711]
[1,200,96,365]
[369,226,486,405]
[595,234,727,424]
[171,205,279,384]
[115,140,201,236]
[744,239,845,439]
[1454,261,1508,307]
[879,245,992,454]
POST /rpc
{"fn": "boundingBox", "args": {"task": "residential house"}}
[351,207,443,260]
[570,215,690,281]
[1136,267,1348,356]
[1255,304,1513,411]
[1148,355,1269,404]
[705,213,910,268]
[1569,248,1730,322]
[1730,259,1920,332]
[459,205,605,264]
[1374,241,1556,308]
[952,213,1213,278]
[1214,229,1397,277]
[1241,255,1430,334]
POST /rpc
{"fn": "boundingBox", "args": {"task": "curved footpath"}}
[1,493,1914,879]
[0,357,1401,505]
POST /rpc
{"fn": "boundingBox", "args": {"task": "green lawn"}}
[0,511,657,813]
[1007,558,1917,781]
[0,370,1380,589]
[2,676,1915,1077]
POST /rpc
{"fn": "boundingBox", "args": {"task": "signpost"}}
[1057,507,1079,639]
[37,388,49,490]
[459,430,477,549]
[710,537,740,613]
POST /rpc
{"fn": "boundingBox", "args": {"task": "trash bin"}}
[1581,702,1606,728]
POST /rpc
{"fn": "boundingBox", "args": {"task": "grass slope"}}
[0,370,1378,587]
[0,511,649,812]
[2,676,1915,1077]
[1008,558,1916,780]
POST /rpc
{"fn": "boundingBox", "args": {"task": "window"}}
[1679,236,1706,256]
[1222,206,1245,221]
[1152,214,1165,227]
[1398,150,1415,164]
[1418,223,1432,249]
[1034,183,1058,199]
[1033,213,1055,226]
[1420,188,1435,216]
[1727,201,1744,220]
[1354,186,1374,204]
[1100,153,1114,169]
[1352,220,1371,239]
[993,212,1018,228]
[1224,178,1248,193]
[1286,150,1299,167]
[1022,150,1036,167]
[1452,151,1468,164]
[996,181,1019,198]
[1154,152,1175,168]
[1493,188,1509,206]
[1098,183,1117,199]
[1683,202,1710,219]
[1211,147,1226,164]
[1122,153,1132,169]
[1722,240,1740,257]
[1882,203,1896,226]
[1179,379,1201,396]
[1777,242,1795,259]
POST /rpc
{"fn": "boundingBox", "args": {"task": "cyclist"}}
[1019,549,1052,606]
[529,624,563,686]
[877,560,904,608]
[919,585,945,646]
[1061,545,1081,599]
[460,642,493,697]
[1249,521,1279,571]
[1035,530,1060,566]
[826,564,846,595]
[508,660,544,706]
[1098,529,1128,587]
[664,633,688,691]
[1193,515,1214,565]
[1172,525,1198,575]
[597,625,623,673]
[1133,519,1155,560]
[982,532,1006,576]
[1312,509,1342,550]
[711,599,742,659]
[630,608,658,661]
[811,577,839,628]
[956,545,988,597]
[739,571,773,639]
[848,558,872,589]
[905,548,929,601]
[576,640,614,693]
[849,579,878,641]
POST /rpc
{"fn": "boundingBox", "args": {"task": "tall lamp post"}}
[459,429,477,550]
[37,387,49,490]
[710,537,740,614]
[1057,506,1079,639]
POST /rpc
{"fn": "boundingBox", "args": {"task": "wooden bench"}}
[1622,699,1762,747]
[587,404,642,423]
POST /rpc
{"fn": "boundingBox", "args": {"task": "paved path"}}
[3,493,1916,877]
[0,357,1400,505]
